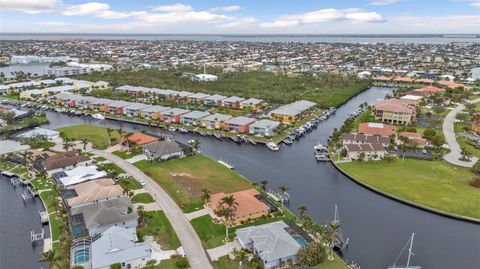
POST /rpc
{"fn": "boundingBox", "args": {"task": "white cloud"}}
[151,3,192,12]
[260,8,384,28]
[210,5,242,12]
[470,2,480,8]
[369,0,399,6]
[140,11,227,24]
[217,17,256,28]
[0,0,60,14]
[62,2,145,19]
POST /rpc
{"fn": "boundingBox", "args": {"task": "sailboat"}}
[388,233,421,269]
[329,204,349,251]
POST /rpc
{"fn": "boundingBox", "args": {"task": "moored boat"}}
[266,142,279,151]
[91,113,105,120]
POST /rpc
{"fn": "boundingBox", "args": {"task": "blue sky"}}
[0,0,479,34]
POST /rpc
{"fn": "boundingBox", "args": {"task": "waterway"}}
[2,86,479,268]
[0,175,49,269]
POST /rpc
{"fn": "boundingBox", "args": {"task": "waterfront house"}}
[140,105,170,120]
[90,226,150,269]
[62,178,124,209]
[175,91,194,102]
[372,99,416,125]
[155,89,179,100]
[236,221,304,269]
[400,95,424,105]
[104,100,131,115]
[221,96,245,109]
[69,196,138,238]
[241,98,265,111]
[188,92,211,104]
[42,151,91,174]
[123,132,158,146]
[51,165,107,186]
[204,94,227,106]
[342,133,390,148]
[358,122,395,137]
[17,127,60,141]
[201,113,232,129]
[89,98,114,112]
[143,139,185,161]
[44,85,75,96]
[249,119,280,137]
[209,189,270,224]
[161,108,190,123]
[397,132,427,147]
[224,116,256,133]
[0,107,29,120]
[180,110,210,126]
[344,143,386,160]
[124,102,149,117]
[19,89,45,100]
[0,140,30,156]
[270,100,316,125]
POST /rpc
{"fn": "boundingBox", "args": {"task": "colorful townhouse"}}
[124,102,149,117]
[180,110,210,126]
[161,108,190,123]
[140,105,171,120]
[19,89,45,100]
[204,94,227,107]
[188,92,211,104]
[270,100,316,125]
[224,116,256,133]
[104,100,131,115]
[201,113,232,129]
[221,96,245,109]
[241,98,265,111]
[249,119,280,137]
[175,91,194,103]
[89,98,114,112]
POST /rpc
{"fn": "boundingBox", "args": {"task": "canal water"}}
[0,175,49,269]
[2,86,479,268]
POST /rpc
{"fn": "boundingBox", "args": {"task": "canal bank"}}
[2,86,479,269]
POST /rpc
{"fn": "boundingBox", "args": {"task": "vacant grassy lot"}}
[117,177,143,191]
[112,148,143,159]
[137,211,181,250]
[338,159,480,220]
[77,69,371,108]
[57,125,119,150]
[134,155,252,212]
[132,193,155,203]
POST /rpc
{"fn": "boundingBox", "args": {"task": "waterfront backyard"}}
[337,159,480,220]
[57,124,120,150]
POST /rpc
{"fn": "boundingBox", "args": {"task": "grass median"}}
[337,159,480,220]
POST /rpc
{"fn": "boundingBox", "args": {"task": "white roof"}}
[249,119,280,129]
[401,95,423,100]
[17,127,60,138]
[367,122,385,128]
[181,110,210,119]
[0,140,30,155]
[195,74,218,80]
[54,165,107,186]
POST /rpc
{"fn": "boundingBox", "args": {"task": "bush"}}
[472,160,480,176]
[110,263,121,269]
[175,257,189,269]
[405,127,417,133]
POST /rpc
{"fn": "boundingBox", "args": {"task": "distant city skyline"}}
[1,0,479,34]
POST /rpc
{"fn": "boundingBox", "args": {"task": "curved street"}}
[93,150,213,269]
[442,98,480,167]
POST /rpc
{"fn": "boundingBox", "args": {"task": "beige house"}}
[372,98,416,125]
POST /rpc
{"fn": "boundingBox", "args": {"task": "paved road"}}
[93,150,213,269]
[442,98,480,168]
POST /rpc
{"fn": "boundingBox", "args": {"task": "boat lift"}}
[31,229,45,246]
[330,204,349,251]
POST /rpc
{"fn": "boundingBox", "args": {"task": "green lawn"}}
[148,257,189,269]
[117,177,143,191]
[113,148,143,159]
[30,177,54,190]
[132,193,155,203]
[337,159,480,220]
[134,155,252,212]
[210,106,253,117]
[40,190,58,213]
[212,255,257,269]
[93,156,107,162]
[97,163,126,174]
[56,125,119,150]
[458,136,480,158]
[137,211,181,250]
[29,140,55,149]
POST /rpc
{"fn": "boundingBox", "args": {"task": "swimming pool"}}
[73,248,90,264]
[293,235,308,247]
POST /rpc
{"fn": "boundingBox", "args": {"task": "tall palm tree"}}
[62,138,74,151]
[81,138,89,152]
[217,206,235,241]
[279,184,289,208]
[117,127,124,149]
[188,139,200,155]
[260,179,268,191]
[106,127,113,146]
[220,194,238,209]
[298,204,308,218]
[200,188,211,204]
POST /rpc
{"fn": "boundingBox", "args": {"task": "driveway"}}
[442,98,480,168]
[206,240,242,261]
[94,150,213,269]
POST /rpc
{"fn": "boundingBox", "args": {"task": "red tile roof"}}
[125,132,158,145]
[210,189,269,220]
[358,122,395,137]
[373,98,416,114]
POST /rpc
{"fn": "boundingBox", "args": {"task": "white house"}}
[249,119,280,137]
[180,110,210,126]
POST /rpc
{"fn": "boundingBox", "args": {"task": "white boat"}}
[266,142,279,151]
[168,126,177,132]
[314,143,328,152]
[92,113,105,120]
[388,233,421,269]
[315,154,330,162]
[179,128,188,133]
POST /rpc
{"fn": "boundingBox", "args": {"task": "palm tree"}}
[279,184,289,208]
[62,138,74,151]
[298,204,308,218]
[234,248,248,268]
[137,205,146,225]
[260,179,268,191]
[106,127,113,146]
[81,138,89,152]
[117,127,124,150]
[39,249,63,269]
[220,194,238,209]
[200,188,211,204]
[217,206,235,241]
[188,139,200,155]
[251,182,258,189]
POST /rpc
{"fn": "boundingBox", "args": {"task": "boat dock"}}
[30,229,45,246]
[218,159,235,169]
[39,211,49,224]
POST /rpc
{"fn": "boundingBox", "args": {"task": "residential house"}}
[180,110,210,126]
[372,98,416,125]
[0,140,30,156]
[400,95,424,105]
[241,98,265,111]
[104,100,131,115]
[19,89,45,100]
[140,105,170,120]
[270,100,316,125]
[221,96,245,109]
[342,133,390,148]
[161,108,190,123]
[201,113,232,129]
[175,91,194,102]
[17,127,60,140]
[62,178,124,209]
[124,103,149,117]
[344,143,386,160]
[42,151,91,174]
[51,165,107,186]
[124,132,158,147]
[143,139,185,161]
[397,132,427,147]
[204,94,227,106]
[249,119,280,137]
[358,122,395,137]
[236,221,304,269]
[188,92,211,104]
[89,98,114,112]
[209,189,270,224]
[224,116,256,133]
